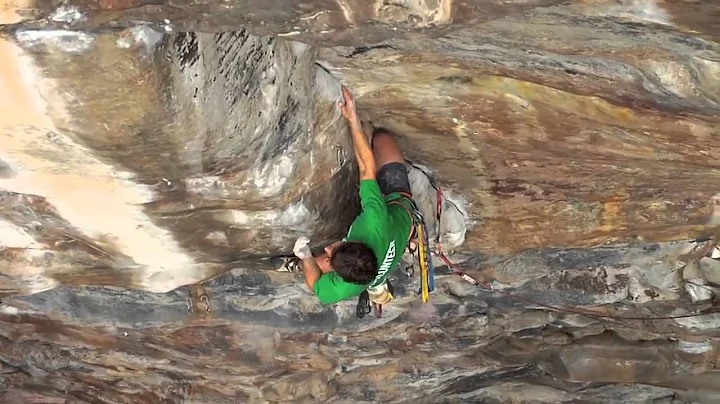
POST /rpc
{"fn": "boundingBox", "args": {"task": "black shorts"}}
[377,162,412,196]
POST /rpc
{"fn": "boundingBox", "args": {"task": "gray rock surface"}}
[700,257,720,285]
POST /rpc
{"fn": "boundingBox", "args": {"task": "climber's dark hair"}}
[330,241,378,285]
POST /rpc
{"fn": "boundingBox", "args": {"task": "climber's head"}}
[326,241,378,285]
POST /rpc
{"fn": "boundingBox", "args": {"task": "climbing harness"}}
[352,162,447,318]
[353,190,436,318]
[355,191,437,318]
[390,195,437,302]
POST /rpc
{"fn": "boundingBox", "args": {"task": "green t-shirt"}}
[314,179,414,304]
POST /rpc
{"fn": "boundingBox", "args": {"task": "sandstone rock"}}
[575,384,694,403]
[683,259,718,302]
[699,257,720,285]
[559,346,672,383]
[541,330,572,346]
[684,280,714,304]
[674,313,720,332]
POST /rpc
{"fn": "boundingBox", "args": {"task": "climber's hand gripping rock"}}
[293,237,312,260]
[338,87,376,181]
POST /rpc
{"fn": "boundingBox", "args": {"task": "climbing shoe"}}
[356,291,371,318]
[270,255,301,272]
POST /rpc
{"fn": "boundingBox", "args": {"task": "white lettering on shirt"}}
[371,240,395,287]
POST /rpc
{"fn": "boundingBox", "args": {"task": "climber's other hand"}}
[338,86,359,125]
[293,237,312,260]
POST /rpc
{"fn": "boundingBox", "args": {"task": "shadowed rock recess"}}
[1,0,720,402]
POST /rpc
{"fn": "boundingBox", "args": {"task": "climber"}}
[292,86,415,306]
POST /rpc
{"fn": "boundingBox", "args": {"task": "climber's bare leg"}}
[372,128,404,168]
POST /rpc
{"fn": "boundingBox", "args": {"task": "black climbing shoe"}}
[356,291,371,318]
[270,255,301,272]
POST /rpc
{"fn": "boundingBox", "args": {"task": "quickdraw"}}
[413,211,435,303]
[388,196,437,304]
[383,168,443,306]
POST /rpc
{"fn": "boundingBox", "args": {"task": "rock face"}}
[1,0,720,402]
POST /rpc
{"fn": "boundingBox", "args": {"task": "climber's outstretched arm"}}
[293,237,322,291]
[302,256,322,291]
[339,86,376,181]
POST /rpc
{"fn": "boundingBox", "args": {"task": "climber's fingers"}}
[293,237,312,260]
[338,86,357,120]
